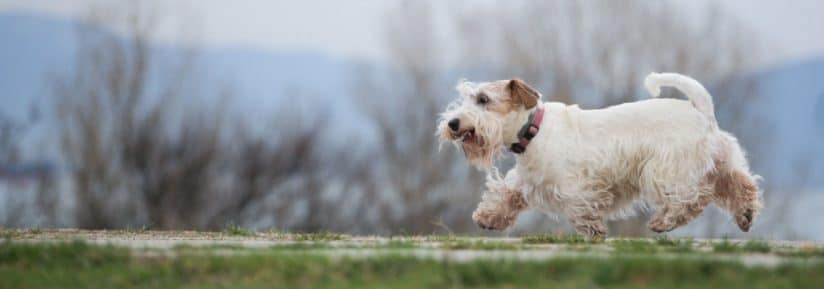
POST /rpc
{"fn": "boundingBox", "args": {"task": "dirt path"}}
[4,228,824,267]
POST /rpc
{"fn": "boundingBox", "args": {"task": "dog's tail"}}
[644,72,716,123]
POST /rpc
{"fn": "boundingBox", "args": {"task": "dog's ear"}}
[508,79,541,109]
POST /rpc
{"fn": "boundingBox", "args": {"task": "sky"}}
[1,0,823,68]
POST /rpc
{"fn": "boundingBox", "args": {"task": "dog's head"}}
[437,79,542,169]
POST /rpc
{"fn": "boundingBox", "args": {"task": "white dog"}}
[437,73,762,237]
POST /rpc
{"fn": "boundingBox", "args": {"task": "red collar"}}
[510,106,545,154]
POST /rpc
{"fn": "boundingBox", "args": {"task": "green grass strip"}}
[1,241,823,289]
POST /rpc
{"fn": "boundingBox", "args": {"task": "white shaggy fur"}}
[438,73,763,236]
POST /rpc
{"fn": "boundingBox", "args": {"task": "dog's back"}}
[526,74,760,232]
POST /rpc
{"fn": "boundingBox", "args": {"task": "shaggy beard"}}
[438,110,507,170]
[460,138,500,169]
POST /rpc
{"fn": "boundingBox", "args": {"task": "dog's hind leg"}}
[559,190,613,238]
[712,168,762,232]
[648,190,713,233]
[710,134,763,232]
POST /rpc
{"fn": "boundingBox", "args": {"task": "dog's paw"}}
[735,209,755,232]
[472,208,514,231]
[647,218,676,233]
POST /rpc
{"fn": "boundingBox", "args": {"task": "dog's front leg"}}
[472,169,528,231]
[472,186,527,230]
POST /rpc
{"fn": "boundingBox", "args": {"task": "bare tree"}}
[52,3,345,231]
[53,2,186,228]
[204,112,333,231]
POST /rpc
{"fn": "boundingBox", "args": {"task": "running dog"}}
[436,73,762,237]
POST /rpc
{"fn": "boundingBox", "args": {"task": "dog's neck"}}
[509,105,545,154]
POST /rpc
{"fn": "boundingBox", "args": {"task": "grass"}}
[1,241,823,289]
[219,227,348,241]
[654,236,694,253]
[611,239,660,253]
[522,234,590,244]
[174,243,248,252]
[385,240,418,249]
[779,245,824,258]
[742,240,772,253]
[0,230,21,239]
[268,243,334,250]
[424,235,459,242]
[291,231,348,241]
[5,228,824,288]
[712,239,774,254]
[222,225,257,237]
[440,240,521,250]
[713,238,740,253]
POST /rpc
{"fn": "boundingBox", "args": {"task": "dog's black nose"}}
[448,118,460,131]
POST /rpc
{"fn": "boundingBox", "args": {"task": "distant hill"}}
[0,12,367,134]
[0,13,75,120]
[737,58,824,189]
[0,12,822,190]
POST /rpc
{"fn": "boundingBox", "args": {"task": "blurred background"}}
[0,0,821,239]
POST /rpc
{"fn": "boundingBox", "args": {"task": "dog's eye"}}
[477,93,489,105]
